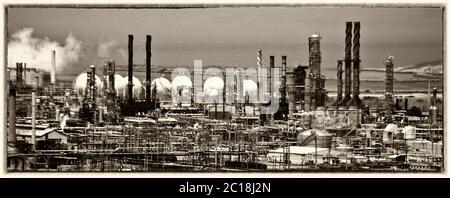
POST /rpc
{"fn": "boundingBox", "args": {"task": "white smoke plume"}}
[97,40,118,58]
[7,28,82,72]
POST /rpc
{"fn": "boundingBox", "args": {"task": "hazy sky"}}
[7,7,443,77]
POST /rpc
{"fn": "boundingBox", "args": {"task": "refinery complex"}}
[6,21,444,172]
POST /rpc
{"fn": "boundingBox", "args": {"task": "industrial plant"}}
[6,21,444,172]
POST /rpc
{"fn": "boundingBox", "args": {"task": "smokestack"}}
[339,22,353,106]
[32,76,38,151]
[268,56,274,123]
[223,75,226,119]
[257,49,262,100]
[23,63,27,85]
[107,61,117,123]
[128,34,134,103]
[308,34,321,75]
[8,80,16,145]
[146,35,152,104]
[385,56,394,123]
[348,21,364,108]
[333,60,343,107]
[51,50,56,101]
[16,63,23,87]
[404,98,408,110]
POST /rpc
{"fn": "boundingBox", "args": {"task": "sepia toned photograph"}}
[4,4,444,173]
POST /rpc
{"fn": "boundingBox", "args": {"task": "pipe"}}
[51,50,56,101]
[146,35,152,104]
[32,76,38,151]
[128,34,134,103]
[339,22,353,106]
[8,80,16,145]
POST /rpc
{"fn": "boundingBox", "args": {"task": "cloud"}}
[97,39,118,58]
[7,28,83,73]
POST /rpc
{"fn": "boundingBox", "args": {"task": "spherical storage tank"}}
[73,73,103,97]
[297,129,332,148]
[171,75,192,103]
[114,74,127,96]
[203,76,224,103]
[122,76,143,99]
[151,77,172,101]
[243,79,258,102]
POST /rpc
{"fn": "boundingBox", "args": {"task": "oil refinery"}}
[6,21,444,172]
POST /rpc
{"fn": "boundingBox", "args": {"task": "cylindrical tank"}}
[297,129,332,148]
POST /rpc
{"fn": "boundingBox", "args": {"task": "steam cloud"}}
[97,40,118,58]
[7,28,82,72]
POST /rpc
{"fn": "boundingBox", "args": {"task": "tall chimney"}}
[23,63,27,85]
[333,60,343,107]
[384,56,394,123]
[404,98,408,110]
[8,80,16,145]
[32,76,38,151]
[16,63,23,87]
[339,22,353,106]
[348,21,364,108]
[128,34,134,103]
[257,49,265,125]
[107,61,117,123]
[146,35,152,104]
[268,56,275,123]
[51,50,56,101]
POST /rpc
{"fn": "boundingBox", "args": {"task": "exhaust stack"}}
[51,50,56,101]
[128,35,134,103]
[347,21,364,108]
[146,35,152,104]
[32,76,38,151]
[384,56,394,123]
[339,22,353,106]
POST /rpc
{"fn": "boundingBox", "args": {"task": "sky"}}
[6,6,443,78]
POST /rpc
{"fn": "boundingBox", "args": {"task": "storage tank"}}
[297,129,332,148]
[203,76,224,103]
[151,77,172,101]
[73,73,103,97]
